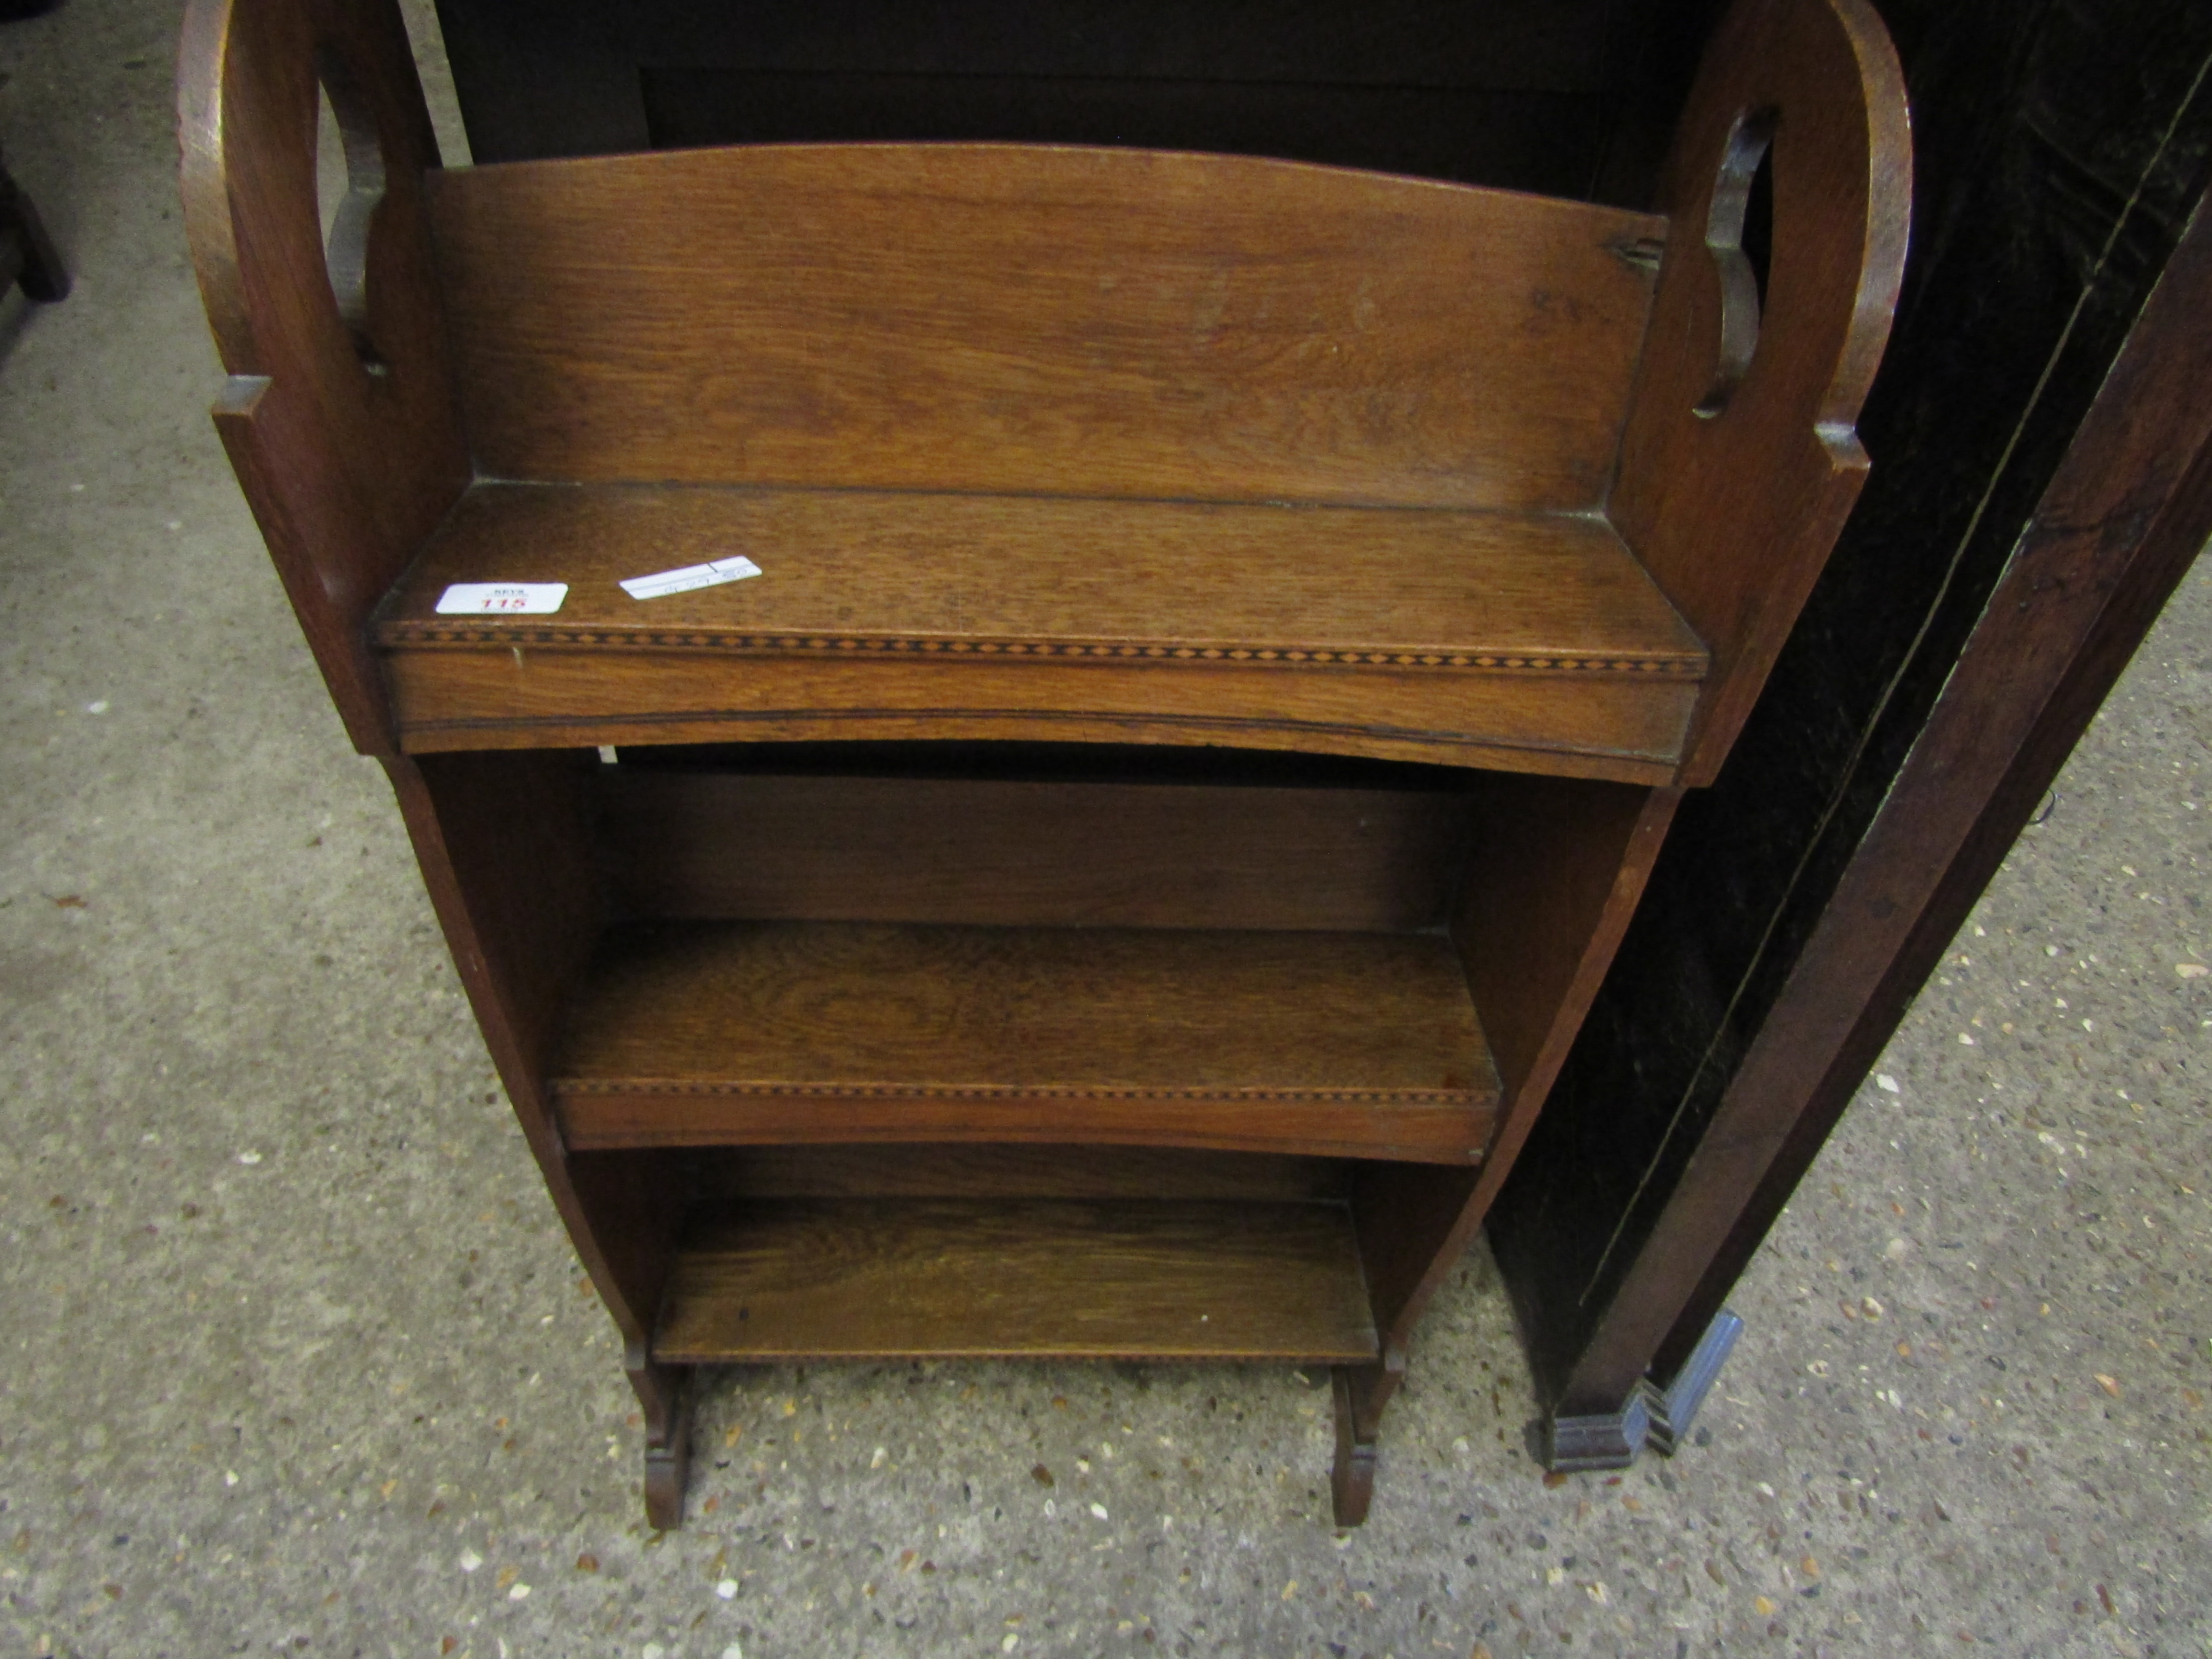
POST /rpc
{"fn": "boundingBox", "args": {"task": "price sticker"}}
[620,556,762,601]
[434,582,569,616]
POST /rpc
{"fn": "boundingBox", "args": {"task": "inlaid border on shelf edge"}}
[376,623,1708,678]
[551,1079,1491,1106]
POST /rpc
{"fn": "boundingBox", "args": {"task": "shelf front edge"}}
[557,1085,1493,1164]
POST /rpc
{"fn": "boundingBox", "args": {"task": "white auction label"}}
[434,582,568,616]
[620,556,763,601]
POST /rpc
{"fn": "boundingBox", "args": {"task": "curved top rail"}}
[1611,0,1912,786]
[179,0,447,376]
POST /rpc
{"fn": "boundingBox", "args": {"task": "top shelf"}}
[359,142,1714,775]
[376,481,1706,775]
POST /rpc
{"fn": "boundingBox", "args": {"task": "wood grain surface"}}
[652,1199,1379,1361]
[428,143,1662,510]
[387,650,1698,779]
[552,921,1496,1161]
[385,752,689,1352]
[1453,776,1680,1112]
[379,483,1705,665]
[568,1088,1489,1163]
[374,481,1705,772]
[594,768,1474,931]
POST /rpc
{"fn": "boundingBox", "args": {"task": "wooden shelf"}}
[652,1198,1379,1362]
[553,920,1498,1162]
[375,481,1705,778]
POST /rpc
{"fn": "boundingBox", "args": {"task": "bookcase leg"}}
[1544,1394,1649,1473]
[629,1354,693,1531]
[1329,1376,1377,1527]
[1329,1357,1401,1528]
[1542,1313,1747,1471]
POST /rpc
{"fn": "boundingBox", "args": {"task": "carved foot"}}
[1330,1367,1379,1527]
[644,1422,691,1531]
[628,1353,694,1531]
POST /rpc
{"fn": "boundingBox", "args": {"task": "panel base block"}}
[1542,1308,1744,1472]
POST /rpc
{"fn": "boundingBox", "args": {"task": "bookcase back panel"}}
[427,143,1663,510]
[691,1144,1353,1203]
[594,766,1474,932]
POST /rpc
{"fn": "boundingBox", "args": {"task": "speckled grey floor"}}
[3,4,2209,1656]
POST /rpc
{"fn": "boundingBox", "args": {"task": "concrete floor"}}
[3,2,2209,1654]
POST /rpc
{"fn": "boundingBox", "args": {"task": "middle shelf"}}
[552,919,1499,1162]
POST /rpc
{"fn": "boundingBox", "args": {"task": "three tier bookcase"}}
[179,0,1908,1525]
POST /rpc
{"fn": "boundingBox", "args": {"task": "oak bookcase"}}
[179,0,1908,1525]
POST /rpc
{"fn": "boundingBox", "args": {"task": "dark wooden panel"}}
[383,752,690,1349]
[1569,162,2212,1414]
[641,72,1609,198]
[552,921,1498,1162]
[1492,0,2212,1418]
[434,0,1637,184]
[392,677,1694,780]
[404,750,604,1078]
[426,145,1662,509]
[595,769,1473,931]
[603,739,1486,789]
[693,1144,1350,1202]
[653,1199,1379,1361]
[625,0,1613,89]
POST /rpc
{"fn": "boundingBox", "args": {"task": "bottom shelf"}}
[652,1198,1379,1363]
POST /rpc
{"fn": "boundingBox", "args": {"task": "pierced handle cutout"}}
[314,48,390,375]
[1693,106,1778,419]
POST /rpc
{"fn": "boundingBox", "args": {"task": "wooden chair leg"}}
[0,153,68,302]
[629,1354,693,1531]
